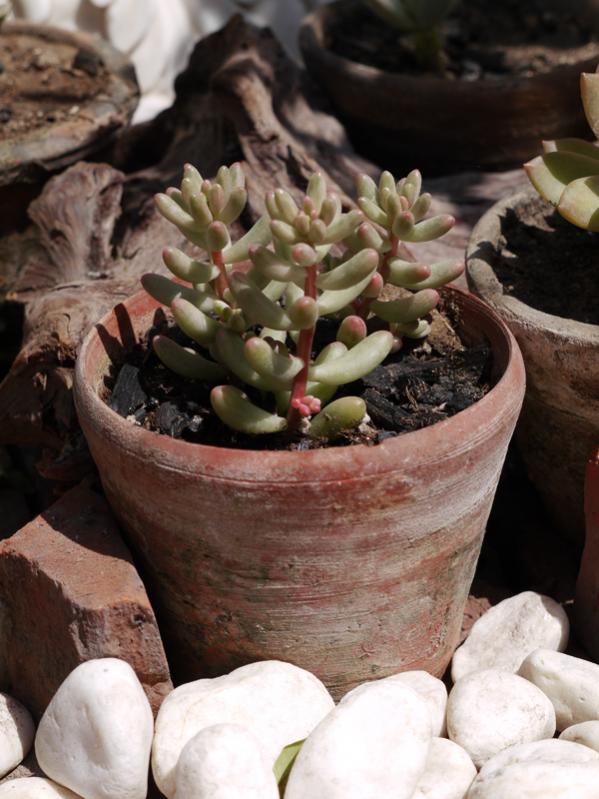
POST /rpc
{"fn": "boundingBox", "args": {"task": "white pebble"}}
[384,671,447,736]
[412,737,476,799]
[0,778,83,798]
[467,739,599,798]
[35,659,154,799]
[0,694,35,779]
[446,669,555,767]
[174,723,279,799]
[452,591,569,682]
[152,661,334,798]
[560,721,599,753]
[519,648,599,730]
[284,679,432,799]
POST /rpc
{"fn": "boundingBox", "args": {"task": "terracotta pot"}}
[576,446,599,658]
[0,22,138,233]
[74,287,524,698]
[466,187,599,543]
[299,0,599,174]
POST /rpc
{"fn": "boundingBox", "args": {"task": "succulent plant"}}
[363,0,458,72]
[525,66,599,231]
[0,2,10,25]
[142,164,460,439]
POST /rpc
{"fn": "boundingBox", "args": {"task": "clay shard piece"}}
[35,659,154,799]
[0,482,172,717]
[451,591,569,682]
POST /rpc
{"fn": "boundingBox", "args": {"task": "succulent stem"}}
[212,249,228,299]
[287,263,318,430]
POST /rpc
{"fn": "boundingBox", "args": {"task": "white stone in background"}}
[560,721,599,754]
[0,694,35,779]
[0,778,83,799]
[451,591,569,682]
[284,680,432,799]
[152,660,334,799]
[446,669,555,767]
[412,737,476,799]
[174,723,279,799]
[466,739,599,798]
[35,659,153,799]
[519,648,599,731]
[385,671,448,736]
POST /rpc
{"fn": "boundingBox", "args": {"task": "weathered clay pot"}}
[299,0,599,174]
[0,22,138,232]
[74,287,524,698]
[467,187,599,543]
[576,446,599,658]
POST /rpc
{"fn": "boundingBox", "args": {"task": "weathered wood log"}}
[0,14,526,474]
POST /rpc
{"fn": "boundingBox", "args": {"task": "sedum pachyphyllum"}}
[525,65,599,231]
[142,163,461,439]
[363,0,458,73]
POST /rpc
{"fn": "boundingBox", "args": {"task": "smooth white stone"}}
[174,723,279,799]
[284,680,432,799]
[413,737,476,799]
[447,669,555,767]
[519,648,599,731]
[452,591,569,682]
[467,739,599,798]
[384,671,447,736]
[35,659,154,799]
[0,778,83,799]
[0,694,35,779]
[152,660,334,799]
[560,721,599,753]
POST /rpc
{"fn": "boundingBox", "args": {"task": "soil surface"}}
[105,297,493,451]
[0,29,108,139]
[478,195,599,326]
[330,0,598,79]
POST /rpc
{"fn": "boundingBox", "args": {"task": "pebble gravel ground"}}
[2,590,599,798]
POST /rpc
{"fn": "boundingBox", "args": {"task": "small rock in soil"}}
[519,649,599,731]
[451,591,569,681]
[0,108,12,123]
[109,363,148,417]
[174,725,279,799]
[35,659,154,799]
[72,49,103,77]
[412,737,476,799]
[467,739,599,799]
[447,669,556,767]
[0,694,35,779]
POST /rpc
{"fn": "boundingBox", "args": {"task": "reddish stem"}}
[287,263,318,431]
[212,249,228,299]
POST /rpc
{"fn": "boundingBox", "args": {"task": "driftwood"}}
[0,14,527,477]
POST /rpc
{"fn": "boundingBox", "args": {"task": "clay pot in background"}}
[576,447,599,658]
[74,287,524,699]
[299,0,599,175]
[466,188,599,544]
[0,22,138,234]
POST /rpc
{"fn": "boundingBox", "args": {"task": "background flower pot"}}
[74,287,524,698]
[575,446,599,659]
[299,0,599,175]
[466,187,599,544]
[0,21,138,233]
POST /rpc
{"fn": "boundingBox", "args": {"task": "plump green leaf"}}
[210,385,287,434]
[221,216,272,264]
[317,249,378,290]
[309,331,393,385]
[308,397,367,439]
[558,175,599,231]
[153,336,226,382]
[371,288,439,323]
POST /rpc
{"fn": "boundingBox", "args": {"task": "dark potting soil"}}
[483,196,599,326]
[104,298,493,451]
[0,29,108,138]
[329,0,598,80]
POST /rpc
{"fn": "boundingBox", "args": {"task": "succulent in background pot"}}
[299,0,599,175]
[467,68,599,542]
[74,163,525,697]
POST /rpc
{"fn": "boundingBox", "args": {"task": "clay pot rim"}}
[466,186,599,344]
[74,285,525,481]
[0,21,138,186]
[299,0,599,94]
